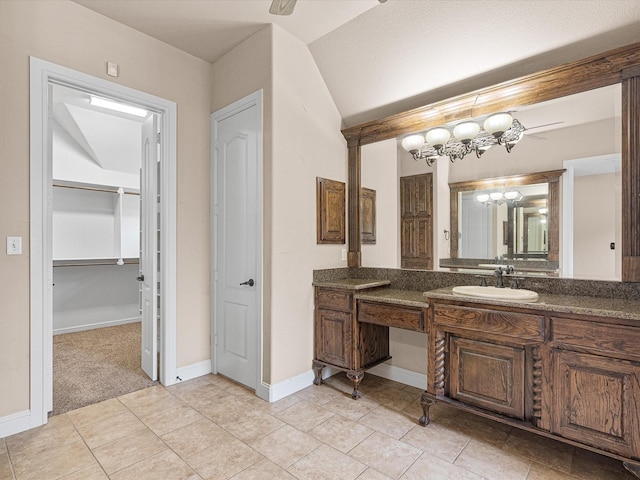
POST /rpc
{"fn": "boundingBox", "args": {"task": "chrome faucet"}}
[495,265,515,288]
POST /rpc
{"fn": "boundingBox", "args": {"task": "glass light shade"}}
[476,193,490,202]
[483,113,513,137]
[401,134,425,153]
[425,127,451,148]
[504,190,520,200]
[489,192,504,201]
[453,121,480,143]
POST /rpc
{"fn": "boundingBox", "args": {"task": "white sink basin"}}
[452,285,539,303]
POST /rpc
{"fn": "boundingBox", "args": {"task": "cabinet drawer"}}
[434,305,544,341]
[358,301,425,332]
[552,319,640,360]
[316,289,352,312]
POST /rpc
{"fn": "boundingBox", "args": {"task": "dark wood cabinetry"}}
[400,174,433,270]
[450,337,525,419]
[423,296,640,475]
[313,285,393,398]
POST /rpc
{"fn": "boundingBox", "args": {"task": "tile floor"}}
[0,373,636,480]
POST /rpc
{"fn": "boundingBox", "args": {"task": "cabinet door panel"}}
[552,350,640,457]
[316,309,352,368]
[450,337,525,419]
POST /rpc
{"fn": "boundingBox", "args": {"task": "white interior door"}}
[212,97,260,390]
[140,114,158,380]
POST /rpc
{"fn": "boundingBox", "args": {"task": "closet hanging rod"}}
[53,259,140,267]
[52,184,140,195]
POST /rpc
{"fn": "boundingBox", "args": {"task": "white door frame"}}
[29,57,178,428]
[211,90,265,400]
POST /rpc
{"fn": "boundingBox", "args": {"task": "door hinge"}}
[214,335,218,346]
[214,141,219,151]
[214,271,219,281]
[155,132,161,144]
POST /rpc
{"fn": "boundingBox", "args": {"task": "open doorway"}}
[30,57,178,426]
[50,83,157,415]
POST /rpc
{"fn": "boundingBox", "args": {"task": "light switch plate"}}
[7,236,22,255]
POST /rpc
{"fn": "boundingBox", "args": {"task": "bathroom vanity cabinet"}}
[313,278,640,473]
[423,294,640,473]
[312,281,426,398]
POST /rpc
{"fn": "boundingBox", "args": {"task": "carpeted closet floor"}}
[52,322,157,416]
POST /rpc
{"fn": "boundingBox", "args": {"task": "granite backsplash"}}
[313,267,640,301]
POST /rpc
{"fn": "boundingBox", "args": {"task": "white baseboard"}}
[367,363,427,390]
[175,359,212,384]
[53,317,141,335]
[170,361,425,404]
[0,410,32,438]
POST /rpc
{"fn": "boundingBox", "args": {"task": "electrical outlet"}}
[341,249,347,261]
[7,236,22,255]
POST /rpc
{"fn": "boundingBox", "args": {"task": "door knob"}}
[240,279,254,287]
[137,275,144,281]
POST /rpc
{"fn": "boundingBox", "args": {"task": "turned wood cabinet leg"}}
[312,361,325,386]
[419,392,436,426]
[624,462,640,478]
[346,370,364,399]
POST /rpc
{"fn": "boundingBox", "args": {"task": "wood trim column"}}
[347,141,361,267]
[622,70,640,282]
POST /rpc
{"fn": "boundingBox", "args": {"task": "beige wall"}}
[211,25,275,382]
[210,25,347,385]
[0,0,212,417]
[270,25,347,384]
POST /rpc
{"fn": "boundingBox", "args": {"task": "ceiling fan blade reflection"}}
[526,121,564,131]
[269,0,297,15]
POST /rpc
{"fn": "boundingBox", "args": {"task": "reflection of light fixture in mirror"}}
[401,113,525,165]
[90,96,148,117]
[425,127,451,155]
[540,217,547,224]
[453,121,480,144]
[401,134,425,155]
[539,207,548,214]
[484,112,514,141]
[477,189,522,206]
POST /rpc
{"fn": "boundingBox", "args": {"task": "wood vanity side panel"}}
[434,305,544,340]
[359,322,390,368]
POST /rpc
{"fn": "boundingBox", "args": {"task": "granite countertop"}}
[424,287,640,322]
[354,288,429,308]
[312,278,391,290]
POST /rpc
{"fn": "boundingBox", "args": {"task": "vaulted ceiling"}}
[73,0,640,127]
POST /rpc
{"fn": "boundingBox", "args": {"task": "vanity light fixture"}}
[401,112,525,165]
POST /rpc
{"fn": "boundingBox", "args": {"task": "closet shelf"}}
[53,179,140,195]
[53,258,139,267]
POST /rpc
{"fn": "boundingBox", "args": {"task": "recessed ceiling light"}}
[90,96,148,117]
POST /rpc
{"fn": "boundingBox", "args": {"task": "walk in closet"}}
[50,84,156,414]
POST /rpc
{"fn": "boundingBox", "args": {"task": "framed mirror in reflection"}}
[445,169,563,276]
[360,83,621,281]
[461,184,548,259]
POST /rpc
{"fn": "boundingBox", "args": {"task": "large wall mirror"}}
[344,42,640,282]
